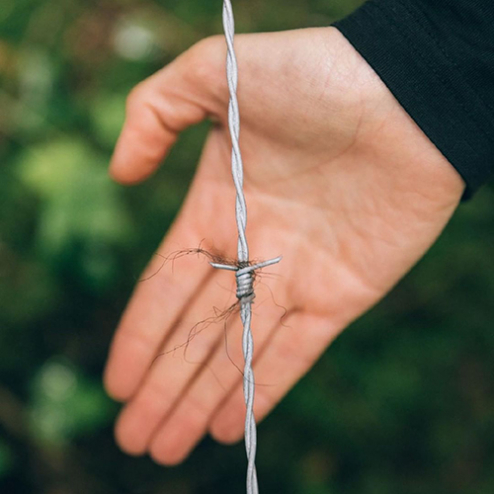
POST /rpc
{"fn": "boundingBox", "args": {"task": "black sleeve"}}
[333,0,494,199]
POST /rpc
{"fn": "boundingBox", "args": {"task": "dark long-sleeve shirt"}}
[334,0,494,198]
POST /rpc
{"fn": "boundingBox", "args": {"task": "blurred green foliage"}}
[0,1,493,493]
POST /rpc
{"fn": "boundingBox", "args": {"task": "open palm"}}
[104,28,464,465]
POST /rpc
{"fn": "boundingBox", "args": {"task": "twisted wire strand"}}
[223,0,248,263]
[215,2,281,493]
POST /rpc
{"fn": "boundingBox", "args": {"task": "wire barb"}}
[219,2,281,493]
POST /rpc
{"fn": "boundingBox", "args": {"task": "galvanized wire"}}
[212,2,282,493]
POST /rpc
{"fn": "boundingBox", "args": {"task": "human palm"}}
[104,28,464,464]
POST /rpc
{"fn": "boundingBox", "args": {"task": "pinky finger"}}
[208,311,341,444]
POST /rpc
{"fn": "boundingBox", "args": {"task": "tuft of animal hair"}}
[140,244,288,382]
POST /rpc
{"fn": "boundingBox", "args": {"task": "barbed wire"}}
[213,2,282,493]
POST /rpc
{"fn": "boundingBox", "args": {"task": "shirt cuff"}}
[334,0,494,199]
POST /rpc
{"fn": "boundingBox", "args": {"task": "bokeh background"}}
[1,0,493,493]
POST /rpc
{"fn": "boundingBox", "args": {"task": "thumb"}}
[110,36,228,184]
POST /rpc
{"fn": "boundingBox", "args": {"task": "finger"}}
[146,316,245,465]
[105,124,237,403]
[103,223,216,402]
[209,311,340,444]
[147,284,286,465]
[113,268,237,456]
[110,36,227,185]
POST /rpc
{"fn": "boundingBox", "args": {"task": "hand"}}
[104,27,465,465]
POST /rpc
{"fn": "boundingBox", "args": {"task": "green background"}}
[1,0,493,493]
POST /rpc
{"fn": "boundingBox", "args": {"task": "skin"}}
[104,27,465,465]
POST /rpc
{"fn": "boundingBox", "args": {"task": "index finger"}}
[103,220,215,402]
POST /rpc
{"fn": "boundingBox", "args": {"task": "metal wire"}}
[213,2,282,493]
